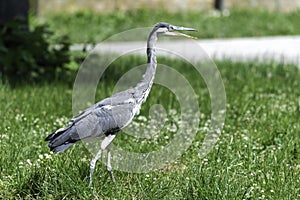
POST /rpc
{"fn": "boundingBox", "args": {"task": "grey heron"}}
[45,22,197,186]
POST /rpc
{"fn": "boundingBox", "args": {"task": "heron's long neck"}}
[133,32,158,104]
[144,32,158,85]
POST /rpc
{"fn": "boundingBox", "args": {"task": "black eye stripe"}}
[155,22,170,28]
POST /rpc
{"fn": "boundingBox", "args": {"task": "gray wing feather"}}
[47,89,137,152]
[72,103,135,139]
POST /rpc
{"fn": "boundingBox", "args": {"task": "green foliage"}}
[0,20,71,82]
[43,9,300,43]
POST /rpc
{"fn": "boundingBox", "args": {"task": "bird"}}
[45,22,197,186]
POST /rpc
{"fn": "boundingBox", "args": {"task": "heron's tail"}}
[45,123,80,153]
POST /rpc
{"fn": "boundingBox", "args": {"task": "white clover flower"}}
[137,116,147,122]
[26,159,32,166]
[168,124,177,133]
[243,135,249,141]
[44,153,51,159]
[0,134,9,139]
[202,158,208,165]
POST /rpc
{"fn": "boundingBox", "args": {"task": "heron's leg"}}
[106,145,115,183]
[89,148,102,186]
[89,134,116,186]
[101,134,116,182]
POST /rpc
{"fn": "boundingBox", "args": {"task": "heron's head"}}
[153,22,197,39]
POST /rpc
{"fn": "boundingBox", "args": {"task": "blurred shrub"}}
[0,20,70,82]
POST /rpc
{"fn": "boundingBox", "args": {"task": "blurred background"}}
[1,0,300,80]
[38,0,300,14]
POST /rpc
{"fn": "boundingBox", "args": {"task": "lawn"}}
[35,8,300,43]
[1,56,300,199]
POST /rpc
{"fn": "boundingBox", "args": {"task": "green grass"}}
[35,9,300,43]
[0,57,300,199]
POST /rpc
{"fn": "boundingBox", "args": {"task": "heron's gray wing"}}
[74,100,135,140]
[71,88,135,123]
[47,100,135,152]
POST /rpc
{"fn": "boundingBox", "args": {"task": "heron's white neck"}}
[133,31,158,105]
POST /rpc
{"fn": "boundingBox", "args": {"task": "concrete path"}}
[198,36,300,66]
[71,36,300,68]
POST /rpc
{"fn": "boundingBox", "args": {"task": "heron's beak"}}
[175,26,197,32]
[165,26,198,39]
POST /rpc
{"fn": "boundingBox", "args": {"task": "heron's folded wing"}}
[72,102,134,140]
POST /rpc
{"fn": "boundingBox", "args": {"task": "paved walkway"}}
[198,36,300,66]
[71,36,300,68]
